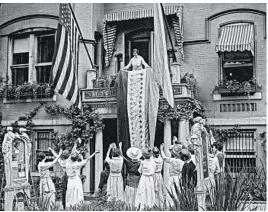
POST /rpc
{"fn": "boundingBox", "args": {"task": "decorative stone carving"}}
[2,127,32,211]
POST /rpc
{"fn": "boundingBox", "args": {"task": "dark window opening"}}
[37,35,55,63]
[36,66,51,84]
[12,67,28,85]
[13,53,29,65]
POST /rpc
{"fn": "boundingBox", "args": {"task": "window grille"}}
[224,130,256,174]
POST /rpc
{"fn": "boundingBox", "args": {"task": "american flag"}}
[50,3,80,105]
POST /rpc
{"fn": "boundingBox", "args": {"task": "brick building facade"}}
[0,3,266,194]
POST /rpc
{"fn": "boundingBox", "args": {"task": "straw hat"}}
[171,144,182,158]
[193,116,202,123]
[127,147,142,160]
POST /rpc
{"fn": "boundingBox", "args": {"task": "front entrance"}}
[103,118,117,161]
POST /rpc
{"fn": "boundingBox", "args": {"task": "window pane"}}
[13,52,29,65]
[224,66,253,82]
[37,132,51,150]
[36,66,51,83]
[12,67,28,85]
[13,37,29,53]
[224,51,253,62]
[37,35,55,63]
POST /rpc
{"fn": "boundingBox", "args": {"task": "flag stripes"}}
[51,3,80,104]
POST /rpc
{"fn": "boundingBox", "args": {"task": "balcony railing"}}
[82,83,194,102]
[2,84,54,100]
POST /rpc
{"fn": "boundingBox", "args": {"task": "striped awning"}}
[216,24,254,55]
[104,6,180,22]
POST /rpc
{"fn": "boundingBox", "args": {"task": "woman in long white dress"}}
[105,143,124,201]
[152,147,165,208]
[122,49,149,71]
[135,147,156,210]
[160,143,184,209]
[37,149,62,209]
[65,150,100,208]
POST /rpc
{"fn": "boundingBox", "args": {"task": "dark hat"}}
[213,141,223,151]
[180,148,191,161]
[142,147,153,158]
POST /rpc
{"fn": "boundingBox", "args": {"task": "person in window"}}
[119,143,142,209]
[105,143,124,202]
[65,150,100,208]
[135,147,156,210]
[37,149,62,210]
[122,49,150,71]
[152,146,165,208]
[97,162,110,197]
[160,143,184,209]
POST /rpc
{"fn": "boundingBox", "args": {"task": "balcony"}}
[81,83,195,107]
[0,83,55,103]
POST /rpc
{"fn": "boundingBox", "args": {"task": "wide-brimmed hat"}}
[180,148,191,161]
[142,147,153,158]
[127,147,142,160]
[193,116,202,123]
[171,144,182,158]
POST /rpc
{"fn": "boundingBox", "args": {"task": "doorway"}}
[102,118,117,161]
[124,28,153,67]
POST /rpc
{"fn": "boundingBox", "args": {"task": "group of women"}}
[37,139,100,209]
[37,119,224,210]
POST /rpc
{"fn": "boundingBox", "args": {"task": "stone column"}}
[163,119,172,187]
[87,69,96,89]
[179,118,190,147]
[171,62,181,83]
[94,129,103,192]
[82,141,90,193]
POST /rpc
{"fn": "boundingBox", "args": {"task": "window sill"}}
[3,94,56,104]
[213,91,262,101]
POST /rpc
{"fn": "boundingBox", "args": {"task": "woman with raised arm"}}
[119,142,142,209]
[105,143,124,201]
[152,147,165,208]
[122,49,150,71]
[135,147,156,210]
[65,150,100,208]
[49,138,81,209]
[160,143,184,209]
[38,148,62,209]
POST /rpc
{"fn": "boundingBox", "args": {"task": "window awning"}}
[104,6,180,22]
[216,24,254,56]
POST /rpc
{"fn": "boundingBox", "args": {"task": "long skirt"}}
[135,175,155,210]
[66,176,84,208]
[204,177,216,199]
[124,186,137,209]
[165,176,181,209]
[62,172,68,209]
[39,177,56,209]
[107,174,124,201]
[154,172,165,208]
